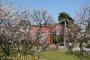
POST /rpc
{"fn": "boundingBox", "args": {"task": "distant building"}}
[30,23,64,44]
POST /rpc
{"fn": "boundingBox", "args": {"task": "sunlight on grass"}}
[40,49,90,60]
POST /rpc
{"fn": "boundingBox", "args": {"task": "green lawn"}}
[0,47,90,60]
[40,49,90,60]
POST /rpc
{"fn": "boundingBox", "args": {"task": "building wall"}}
[30,25,63,44]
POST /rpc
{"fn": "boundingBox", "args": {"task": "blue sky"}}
[1,0,90,22]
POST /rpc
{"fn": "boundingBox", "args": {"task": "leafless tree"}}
[0,4,32,57]
[12,10,32,53]
[0,4,20,56]
[76,5,90,60]
[76,5,90,31]
[30,9,53,51]
[31,9,53,25]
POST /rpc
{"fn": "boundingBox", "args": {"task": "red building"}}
[30,24,64,44]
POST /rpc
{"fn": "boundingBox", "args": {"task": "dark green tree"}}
[58,12,74,22]
[58,12,75,48]
[51,33,64,45]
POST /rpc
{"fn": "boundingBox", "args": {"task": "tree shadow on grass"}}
[83,51,90,60]
[72,51,90,60]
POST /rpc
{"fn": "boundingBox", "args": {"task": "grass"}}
[0,46,90,60]
[0,47,39,60]
[39,49,90,60]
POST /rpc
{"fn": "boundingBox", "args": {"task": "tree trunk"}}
[79,42,83,60]
[56,37,59,50]
[56,43,59,50]
[17,42,20,52]
[7,43,10,56]
[64,21,68,48]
